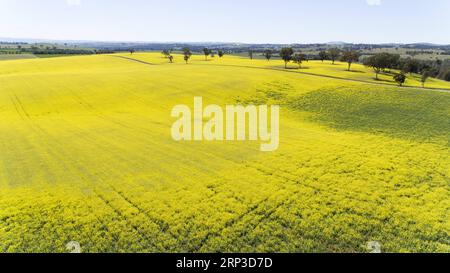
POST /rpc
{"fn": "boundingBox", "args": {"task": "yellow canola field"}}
[0,53,449,253]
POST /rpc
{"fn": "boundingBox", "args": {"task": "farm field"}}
[0,53,449,253]
[125,52,450,90]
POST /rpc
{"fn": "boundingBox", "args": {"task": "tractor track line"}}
[111,55,155,66]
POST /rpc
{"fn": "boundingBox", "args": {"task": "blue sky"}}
[0,0,449,44]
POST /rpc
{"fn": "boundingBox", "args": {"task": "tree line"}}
[0,45,114,55]
[161,47,226,64]
[363,53,450,87]
[158,46,450,86]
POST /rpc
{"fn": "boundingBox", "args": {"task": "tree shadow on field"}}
[270,66,311,70]
[374,78,394,83]
[287,67,311,70]
[289,86,450,144]
[347,70,365,73]
[381,71,396,76]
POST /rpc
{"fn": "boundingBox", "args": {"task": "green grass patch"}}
[290,86,450,144]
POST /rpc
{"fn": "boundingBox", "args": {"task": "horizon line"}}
[1,36,449,46]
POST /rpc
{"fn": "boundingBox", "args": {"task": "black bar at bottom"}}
[0,253,444,272]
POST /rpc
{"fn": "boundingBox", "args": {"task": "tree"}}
[341,50,360,71]
[183,47,192,64]
[318,50,327,62]
[129,49,135,55]
[328,48,340,64]
[264,49,273,61]
[394,73,406,86]
[445,70,450,82]
[162,49,171,58]
[421,70,431,88]
[218,50,224,58]
[248,50,253,60]
[280,47,294,68]
[402,58,420,75]
[363,53,398,80]
[203,48,211,61]
[363,55,382,79]
[385,53,400,71]
[402,62,411,74]
[292,53,306,69]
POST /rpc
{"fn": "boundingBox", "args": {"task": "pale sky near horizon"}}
[0,0,449,44]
